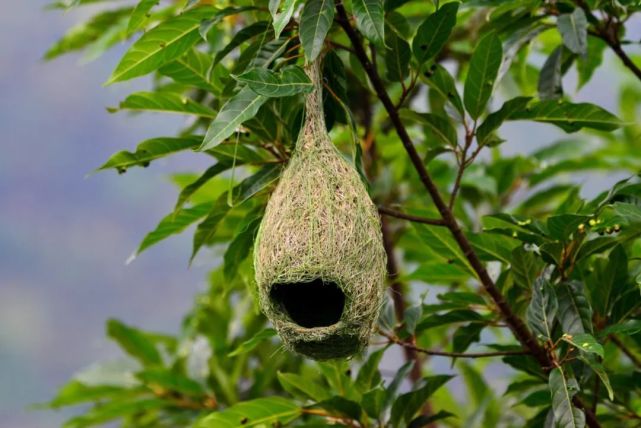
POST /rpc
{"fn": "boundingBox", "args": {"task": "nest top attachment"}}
[253,57,387,360]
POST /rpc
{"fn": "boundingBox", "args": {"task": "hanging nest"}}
[253,57,387,360]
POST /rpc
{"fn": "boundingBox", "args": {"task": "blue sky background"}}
[0,3,639,428]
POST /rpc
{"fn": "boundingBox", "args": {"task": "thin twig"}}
[382,330,531,358]
[378,206,446,226]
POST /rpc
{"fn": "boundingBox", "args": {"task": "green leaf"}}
[384,28,411,81]
[271,0,299,38]
[107,6,216,84]
[578,355,614,401]
[469,232,519,264]
[548,367,585,428]
[399,110,457,147]
[213,21,271,65]
[191,195,231,261]
[44,8,132,60]
[192,164,281,259]
[173,163,233,213]
[316,396,362,420]
[414,224,476,277]
[464,33,503,119]
[230,163,283,205]
[577,38,605,89]
[63,398,166,428]
[390,375,453,427]
[199,87,268,151]
[452,322,484,353]
[526,276,558,341]
[421,64,464,116]
[136,369,204,396]
[557,8,588,55]
[547,214,590,241]
[134,201,213,258]
[355,348,385,392]
[127,0,158,36]
[408,411,455,428]
[98,136,200,172]
[277,372,331,402]
[362,387,386,419]
[538,47,564,101]
[195,397,301,427]
[408,262,470,285]
[159,49,215,91]
[111,92,217,117]
[412,2,458,64]
[556,281,593,335]
[48,381,125,408]
[383,361,414,411]
[508,100,623,132]
[589,244,628,316]
[511,247,545,290]
[106,319,162,366]
[228,328,277,357]
[353,0,385,47]
[561,333,604,358]
[224,215,262,280]
[476,97,531,146]
[234,65,313,97]
[299,0,335,62]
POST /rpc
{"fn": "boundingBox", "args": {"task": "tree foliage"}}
[46,0,641,427]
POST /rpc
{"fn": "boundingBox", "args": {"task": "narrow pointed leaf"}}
[271,0,299,38]
[127,0,158,35]
[561,333,603,358]
[558,8,587,55]
[136,201,213,257]
[234,65,313,97]
[98,136,201,172]
[526,276,558,341]
[200,87,268,151]
[107,6,216,84]
[412,2,458,64]
[106,319,162,366]
[464,33,502,119]
[228,328,277,357]
[195,397,301,428]
[557,281,593,334]
[390,375,454,426]
[299,0,335,62]
[112,92,217,117]
[507,100,623,132]
[159,49,215,91]
[548,367,585,428]
[353,0,385,47]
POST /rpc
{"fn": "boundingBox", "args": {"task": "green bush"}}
[46,0,641,427]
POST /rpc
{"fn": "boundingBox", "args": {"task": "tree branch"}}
[378,206,446,226]
[334,4,600,426]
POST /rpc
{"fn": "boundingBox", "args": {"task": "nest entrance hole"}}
[270,279,345,328]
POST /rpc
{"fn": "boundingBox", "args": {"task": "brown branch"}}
[378,206,446,226]
[610,334,641,368]
[334,4,600,426]
[573,0,641,82]
[382,330,530,358]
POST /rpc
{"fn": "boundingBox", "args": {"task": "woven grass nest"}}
[253,57,387,360]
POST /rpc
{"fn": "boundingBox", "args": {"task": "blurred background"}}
[0,3,638,428]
